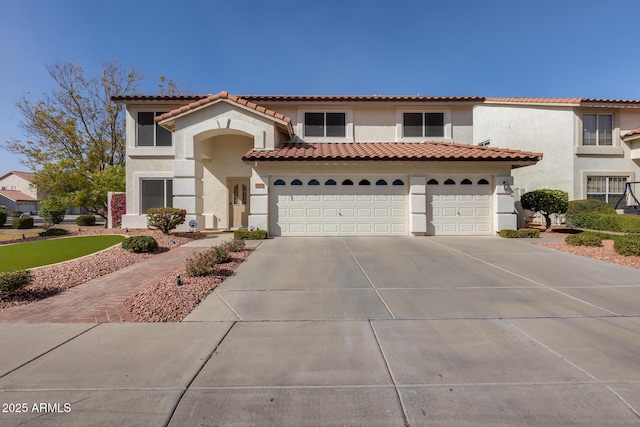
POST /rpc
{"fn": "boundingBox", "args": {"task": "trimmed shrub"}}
[615,215,640,233]
[12,217,34,229]
[565,232,603,247]
[121,236,158,253]
[40,206,66,225]
[184,245,231,277]
[233,228,268,240]
[76,215,96,226]
[146,207,186,234]
[0,207,6,227]
[565,199,615,228]
[110,192,126,228]
[520,189,569,230]
[614,234,640,256]
[498,229,518,238]
[222,238,246,252]
[516,228,540,238]
[39,228,69,237]
[0,270,34,294]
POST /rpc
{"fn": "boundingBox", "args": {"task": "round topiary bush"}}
[565,233,603,247]
[614,234,640,256]
[121,236,159,253]
[76,215,96,226]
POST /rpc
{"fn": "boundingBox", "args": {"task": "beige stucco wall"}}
[0,174,37,198]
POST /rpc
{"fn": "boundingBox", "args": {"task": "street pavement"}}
[1,236,640,426]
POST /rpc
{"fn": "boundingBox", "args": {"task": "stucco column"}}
[410,176,427,235]
[495,175,517,232]
[173,159,204,231]
[248,168,269,232]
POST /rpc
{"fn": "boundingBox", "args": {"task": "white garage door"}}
[427,177,493,235]
[270,177,408,236]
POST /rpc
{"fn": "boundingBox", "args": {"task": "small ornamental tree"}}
[520,189,569,230]
[146,207,186,234]
[110,192,126,228]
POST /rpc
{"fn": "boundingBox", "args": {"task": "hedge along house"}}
[112,92,542,236]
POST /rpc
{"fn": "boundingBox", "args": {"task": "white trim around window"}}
[396,107,452,141]
[132,172,174,215]
[296,107,353,142]
[581,171,634,208]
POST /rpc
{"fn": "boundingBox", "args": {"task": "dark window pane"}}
[274,179,286,186]
[403,113,423,137]
[425,113,445,137]
[375,179,388,186]
[478,178,490,185]
[308,179,320,185]
[155,112,172,146]
[291,179,303,186]
[305,112,324,137]
[392,179,405,186]
[461,178,472,185]
[598,114,613,146]
[427,179,439,185]
[326,113,346,137]
[444,179,455,185]
[138,112,155,146]
[165,179,173,208]
[583,114,597,146]
[359,179,371,186]
[141,180,164,213]
[342,179,353,185]
[325,179,337,185]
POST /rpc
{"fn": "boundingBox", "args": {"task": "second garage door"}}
[270,176,408,236]
[427,177,493,235]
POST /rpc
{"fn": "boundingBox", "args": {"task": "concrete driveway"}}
[2,236,640,426]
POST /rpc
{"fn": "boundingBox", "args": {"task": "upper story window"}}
[137,112,172,147]
[403,112,445,138]
[583,113,613,146]
[304,112,346,137]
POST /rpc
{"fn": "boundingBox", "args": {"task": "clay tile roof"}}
[155,91,293,124]
[110,94,209,103]
[485,97,582,105]
[581,98,640,104]
[623,128,640,139]
[241,95,485,103]
[0,171,36,182]
[0,190,37,202]
[242,142,542,162]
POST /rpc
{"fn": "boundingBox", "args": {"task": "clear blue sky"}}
[2,0,639,173]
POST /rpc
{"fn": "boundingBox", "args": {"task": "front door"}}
[228,178,250,229]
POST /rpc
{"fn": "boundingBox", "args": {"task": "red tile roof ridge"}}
[623,128,640,139]
[241,94,485,102]
[155,91,292,124]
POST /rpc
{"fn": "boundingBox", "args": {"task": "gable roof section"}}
[0,171,35,182]
[155,91,294,136]
[0,190,37,202]
[243,142,542,164]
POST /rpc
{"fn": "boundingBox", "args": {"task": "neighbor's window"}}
[141,179,173,213]
[304,112,346,137]
[587,176,626,208]
[138,112,172,147]
[403,112,444,138]
[583,114,613,146]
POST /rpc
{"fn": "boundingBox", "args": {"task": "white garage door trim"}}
[270,176,408,236]
[427,176,493,235]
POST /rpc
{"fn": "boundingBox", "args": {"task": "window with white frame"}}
[141,179,173,213]
[304,112,346,138]
[137,112,172,147]
[403,112,445,138]
[583,113,613,146]
[587,176,626,208]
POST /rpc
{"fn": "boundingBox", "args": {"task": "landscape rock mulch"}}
[541,239,640,270]
[0,228,201,309]
[125,248,253,322]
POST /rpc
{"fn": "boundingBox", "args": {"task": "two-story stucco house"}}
[112,92,548,236]
[0,171,39,213]
[474,97,640,210]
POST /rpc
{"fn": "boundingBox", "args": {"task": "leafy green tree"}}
[520,189,569,230]
[2,61,142,219]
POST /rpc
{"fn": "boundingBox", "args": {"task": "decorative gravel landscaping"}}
[541,239,640,270]
[0,229,201,309]
[125,248,253,322]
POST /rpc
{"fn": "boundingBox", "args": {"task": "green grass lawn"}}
[0,235,126,272]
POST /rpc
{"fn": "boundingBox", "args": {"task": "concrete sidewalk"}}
[1,236,639,426]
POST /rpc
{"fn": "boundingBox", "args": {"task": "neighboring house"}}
[0,171,39,213]
[474,98,640,209]
[112,92,545,236]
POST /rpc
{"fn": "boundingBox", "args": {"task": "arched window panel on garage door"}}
[478,178,490,185]
[461,179,473,185]
[376,179,388,186]
[427,179,439,185]
[342,179,354,185]
[308,179,320,185]
[444,179,456,185]
[274,179,286,186]
[325,179,337,186]
[359,179,371,186]
[291,179,303,186]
